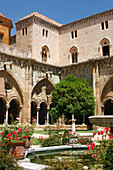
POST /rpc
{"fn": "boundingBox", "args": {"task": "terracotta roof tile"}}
[18,11,62,27]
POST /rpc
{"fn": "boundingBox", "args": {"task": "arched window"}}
[100,38,110,56]
[70,46,78,64]
[41,46,50,62]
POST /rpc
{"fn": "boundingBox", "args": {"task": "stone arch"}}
[0,97,6,124]
[0,70,23,104]
[70,46,78,64]
[0,94,7,104]
[32,78,56,97]
[100,38,110,56]
[8,96,22,106]
[31,79,56,125]
[41,45,50,62]
[101,76,113,115]
[8,99,20,124]
[31,99,38,124]
[39,101,47,125]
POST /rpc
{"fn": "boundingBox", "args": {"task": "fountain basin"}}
[89,115,113,127]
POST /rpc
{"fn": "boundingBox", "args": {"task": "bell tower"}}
[0,13,13,45]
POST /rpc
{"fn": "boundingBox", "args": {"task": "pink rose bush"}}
[88,127,113,163]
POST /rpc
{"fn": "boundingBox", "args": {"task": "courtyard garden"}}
[0,75,112,169]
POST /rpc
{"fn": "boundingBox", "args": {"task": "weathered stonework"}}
[0,9,113,127]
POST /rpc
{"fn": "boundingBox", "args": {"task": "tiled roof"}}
[0,12,6,18]
[18,11,62,27]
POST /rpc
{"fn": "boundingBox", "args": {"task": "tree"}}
[49,74,95,123]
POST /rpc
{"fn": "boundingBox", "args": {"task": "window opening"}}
[22,28,24,36]
[72,50,78,63]
[71,31,74,39]
[102,45,109,56]
[105,21,108,29]
[101,22,104,30]
[0,34,3,43]
[42,29,45,36]
[75,30,77,37]
[25,27,27,35]
[46,30,48,37]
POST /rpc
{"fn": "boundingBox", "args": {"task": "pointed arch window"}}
[100,38,110,56]
[70,46,78,64]
[41,46,50,62]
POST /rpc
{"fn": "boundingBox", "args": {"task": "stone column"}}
[47,109,49,125]
[19,105,23,124]
[72,114,74,120]
[5,104,9,124]
[36,107,40,125]
[72,119,76,134]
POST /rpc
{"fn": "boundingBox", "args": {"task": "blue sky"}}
[1,0,113,35]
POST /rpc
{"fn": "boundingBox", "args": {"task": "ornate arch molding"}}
[38,99,48,108]
[41,45,50,62]
[8,96,22,107]
[101,76,113,104]
[69,46,79,64]
[31,98,38,106]
[0,94,7,104]
[99,37,111,56]
[0,70,23,104]
[31,78,56,96]
[103,96,113,104]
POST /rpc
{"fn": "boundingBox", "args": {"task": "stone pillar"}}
[19,105,23,124]
[96,63,101,115]
[72,119,76,134]
[36,107,40,125]
[47,110,49,125]
[72,114,74,120]
[5,104,9,124]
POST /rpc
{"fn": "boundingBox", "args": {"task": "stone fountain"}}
[89,115,113,133]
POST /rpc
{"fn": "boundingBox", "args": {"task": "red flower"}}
[67,143,69,145]
[87,146,90,150]
[11,137,14,140]
[98,131,101,135]
[109,134,113,139]
[104,127,110,133]
[26,129,29,132]
[12,131,16,134]
[78,140,81,142]
[10,113,12,116]
[68,131,71,134]
[93,132,96,137]
[17,128,19,130]
[60,125,62,128]
[0,132,4,135]
[91,146,95,150]
[3,143,6,146]
[69,119,71,122]
[92,154,95,158]
[6,133,12,138]
[100,131,104,135]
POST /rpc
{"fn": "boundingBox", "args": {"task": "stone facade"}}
[0,9,113,126]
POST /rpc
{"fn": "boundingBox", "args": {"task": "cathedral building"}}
[0,9,113,127]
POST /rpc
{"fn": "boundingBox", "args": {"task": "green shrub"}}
[44,159,83,170]
[78,137,92,145]
[0,141,20,170]
[102,139,113,169]
[41,136,62,147]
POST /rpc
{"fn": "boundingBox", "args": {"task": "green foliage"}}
[49,74,95,121]
[0,141,20,170]
[102,139,113,169]
[78,137,92,145]
[40,136,62,147]
[45,159,83,170]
